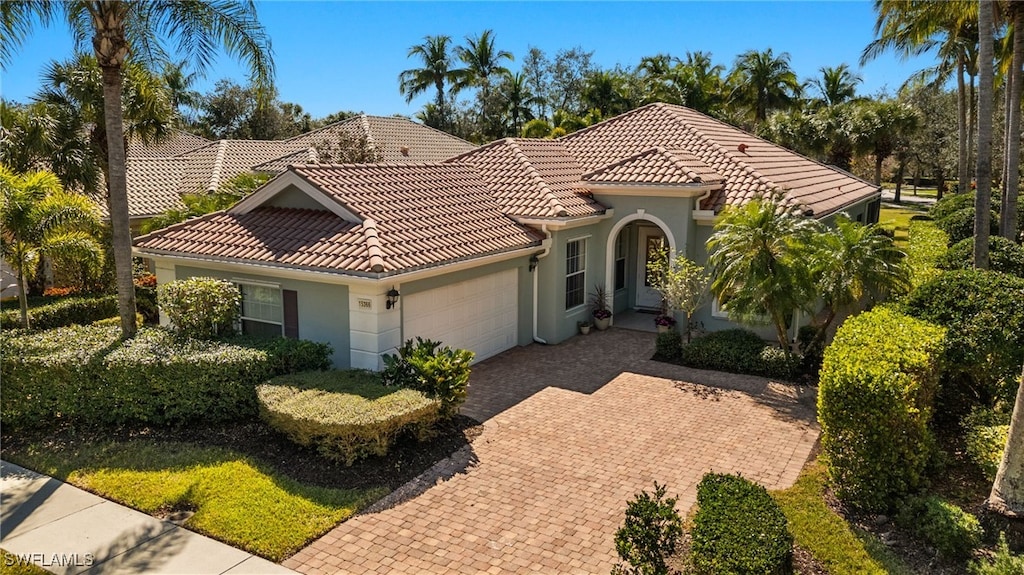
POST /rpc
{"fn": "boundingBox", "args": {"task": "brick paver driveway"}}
[285,329,819,575]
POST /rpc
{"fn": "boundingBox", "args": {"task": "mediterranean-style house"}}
[133,103,881,369]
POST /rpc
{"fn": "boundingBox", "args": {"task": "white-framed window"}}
[614,233,627,291]
[237,281,283,337]
[565,238,587,310]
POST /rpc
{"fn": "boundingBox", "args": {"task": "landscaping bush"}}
[902,270,1024,410]
[928,192,998,222]
[817,307,945,512]
[905,219,948,287]
[230,335,332,376]
[690,473,793,575]
[612,483,683,575]
[895,495,983,559]
[969,533,1024,575]
[158,277,240,339]
[937,236,1024,278]
[653,330,682,362]
[934,206,1000,245]
[0,325,336,429]
[963,407,1011,481]
[382,337,473,417]
[257,370,442,464]
[0,294,118,330]
[679,329,798,380]
[92,313,143,328]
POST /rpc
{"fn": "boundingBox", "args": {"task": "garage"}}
[402,269,519,363]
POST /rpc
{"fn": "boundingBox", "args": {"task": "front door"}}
[636,227,666,309]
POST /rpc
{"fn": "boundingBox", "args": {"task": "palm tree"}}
[808,215,911,349]
[680,51,728,115]
[975,0,995,269]
[728,48,801,125]
[988,365,1024,516]
[1000,3,1022,241]
[455,29,512,106]
[581,70,632,118]
[499,72,541,136]
[1,1,274,338]
[810,64,862,107]
[162,59,201,124]
[399,35,465,130]
[706,192,819,350]
[0,167,104,329]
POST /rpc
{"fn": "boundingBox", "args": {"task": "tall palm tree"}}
[399,35,465,130]
[680,51,727,115]
[1,1,274,338]
[162,59,201,124]
[989,366,1024,516]
[0,167,104,329]
[498,72,541,136]
[456,29,513,96]
[581,70,632,118]
[810,64,862,107]
[728,48,801,125]
[975,0,995,269]
[1000,3,1022,241]
[706,192,819,350]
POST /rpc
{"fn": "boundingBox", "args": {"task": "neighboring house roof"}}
[134,163,542,276]
[582,147,724,186]
[561,103,879,217]
[124,157,188,218]
[174,139,301,195]
[251,148,320,173]
[288,115,475,164]
[127,129,211,158]
[447,138,606,219]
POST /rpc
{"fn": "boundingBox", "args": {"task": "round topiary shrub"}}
[937,236,1024,277]
[158,277,240,339]
[934,206,1000,245]
[928,192,998,222]
[257,370,442,464]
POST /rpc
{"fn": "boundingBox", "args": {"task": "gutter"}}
[532,225,553,344]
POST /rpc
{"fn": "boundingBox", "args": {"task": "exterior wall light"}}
[386,287,400,310]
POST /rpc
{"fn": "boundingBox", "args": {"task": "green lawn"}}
[0,550,50,575]
[6,441,385,562]
[878,205,929,249]
[883,185,941,198]
[772,461,915,575]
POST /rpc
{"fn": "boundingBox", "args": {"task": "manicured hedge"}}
[937,236,1024,278]
[902,270,1024,409]
[934,207,1000,245]
[963,407,1011,481]
[895,496,983,559]
[653,330,683,362]
[817,307,945,512]
[0,325,334,429]
[257,370,442,464]
[679,329,798,380]
[690,473,793,575]
[928,192,998,222]
[905,219,948,287]
[0,294,118,330]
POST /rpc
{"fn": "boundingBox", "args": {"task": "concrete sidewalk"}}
[0,461,295,575]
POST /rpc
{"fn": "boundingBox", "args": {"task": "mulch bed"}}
[1,415,484,494]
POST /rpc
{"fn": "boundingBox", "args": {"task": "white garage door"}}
[403,269,518,363]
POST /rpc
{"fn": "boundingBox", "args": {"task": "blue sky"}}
[0,1,936,119]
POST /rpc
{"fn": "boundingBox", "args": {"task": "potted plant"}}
[578,320,592,335]
[589,284,612,331]
[654,314,676,333]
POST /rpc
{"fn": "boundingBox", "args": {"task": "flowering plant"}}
[592,308,612,320]
[654,314,677,327]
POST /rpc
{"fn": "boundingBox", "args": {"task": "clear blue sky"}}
[0,1,936,119]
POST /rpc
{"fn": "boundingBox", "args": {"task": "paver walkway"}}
[286,329,819,575]
[0,461,295,575]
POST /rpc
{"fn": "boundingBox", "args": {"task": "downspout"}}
[532,225,552,344]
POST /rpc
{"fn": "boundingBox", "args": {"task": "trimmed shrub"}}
[0,325,332,429]
[257,370,442,464]
[230,335,332,375]
[382,338,473,418]
[902,270,1024,409]
[934,206,1000,245]
[653,330,682,362]
[905,219,948,287]
[938,236,1024,277]
[680,329,798,380]
[92,313,143,328]
[928,192,998,222]
[963,407,1011,481]
[969,533,1024,575]
[817,307,945,512]
[612,483,683,575]
[158,277,240,339]
[690,473,793,575]
[0,294,118,330]
[895,496,983,559]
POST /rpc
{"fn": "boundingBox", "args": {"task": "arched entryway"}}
[605,212,677,315]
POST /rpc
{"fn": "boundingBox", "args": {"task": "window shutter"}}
[283,289,299,339]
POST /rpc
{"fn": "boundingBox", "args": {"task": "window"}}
[237,282,283,337]
[614,234,627,291]
[565,239,586,310]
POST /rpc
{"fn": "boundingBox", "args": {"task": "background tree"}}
[988,365,1024,516]
[548,47,595,116]
[1000,2,1022,240]
[0,167,103,328]
[975,0,995,269]
[581,69,633,118]
[810,64,862,107]
[728,48,801,126]
[853,99,920,185]
[399,35,465,131]
[521,46,552,121]
[498,72,540,136]
[1,0,274,338]
[197,80,310,139]
[162,59,201,125]
[140,171,271,234]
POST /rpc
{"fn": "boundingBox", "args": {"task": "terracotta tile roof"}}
[135,163,542,276]
[561,103,879,217]
[448,138,607,219]
[288,115,475,164]
[175,139,304,195]
[582,147,724,186]
[127,129,211,157]
[124,157,188,217]
[251,148,319,173]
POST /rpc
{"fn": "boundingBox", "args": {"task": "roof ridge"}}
[207,140,230,192]
[507,139,569,218]
[359,114,378,150]
[361,218,386,273]
[580,145,665,179]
